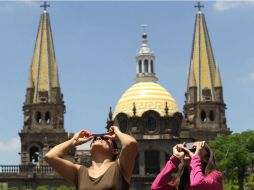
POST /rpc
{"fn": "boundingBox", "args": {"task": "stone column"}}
[139,151,145,175]
[136,60,139,74]
[141,60,144,73]
[148,59,151,73]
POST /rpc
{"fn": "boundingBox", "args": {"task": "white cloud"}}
[0,137,20,152]
[213,1,254,12]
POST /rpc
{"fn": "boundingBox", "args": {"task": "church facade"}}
[0,2,230,189]
[107,7,230,189]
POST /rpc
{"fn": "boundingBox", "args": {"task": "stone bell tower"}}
[19,2,68,165]
[182,2,230,140]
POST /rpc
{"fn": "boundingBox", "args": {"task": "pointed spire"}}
[27,66,34,88]
[187,61,197,88]
[108,106,113,121]
[165,102,169,116]
[214,65,222,87]
[28,4,61,103]
[132,102,137,116]
[135,29,158,83]
[188,3,217,101]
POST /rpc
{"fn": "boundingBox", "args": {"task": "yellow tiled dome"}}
[113,82,179,118]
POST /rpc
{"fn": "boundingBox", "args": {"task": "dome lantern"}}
[135,33,158,83]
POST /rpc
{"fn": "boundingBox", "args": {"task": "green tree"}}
[36,185,48,190]
[55,185,75,190]
[209,130,254,190]
[0,183,7,190]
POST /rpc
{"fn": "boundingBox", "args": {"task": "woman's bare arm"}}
[105,126,138,184]
[44,130,93,185]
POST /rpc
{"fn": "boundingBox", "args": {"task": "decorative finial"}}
[195,2,204,11]
[141,24,148,39]
[40,1,50,11]
[132,102,137,116]
[106,107,114,130]
[165,102,169,116]
[108,106,113,121]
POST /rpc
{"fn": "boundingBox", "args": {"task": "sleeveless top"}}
[78,161,130,190]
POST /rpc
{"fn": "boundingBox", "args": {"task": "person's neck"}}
[91,159,112,168]
[91,153,112,168]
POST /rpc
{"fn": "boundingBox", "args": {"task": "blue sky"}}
[0,1,253,164]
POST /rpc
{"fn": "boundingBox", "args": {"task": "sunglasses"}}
[92,133,108,142]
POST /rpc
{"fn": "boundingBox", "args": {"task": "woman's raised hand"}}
[72,130,94,146]
[182,141,206,158]
[173,144,185,160]
[193,141,206,156]
[104,126,120,140]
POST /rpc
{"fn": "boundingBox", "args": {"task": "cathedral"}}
[0,2,230,189]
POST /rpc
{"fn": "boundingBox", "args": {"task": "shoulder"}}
[207,170,223,183]
[76,164,88,173]
[75,164,83,170]
[209,170,223,177]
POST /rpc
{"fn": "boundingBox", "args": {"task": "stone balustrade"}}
[0,165,55,174]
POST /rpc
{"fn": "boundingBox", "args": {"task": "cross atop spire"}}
[195,2,204,11]
[40,1,50,11]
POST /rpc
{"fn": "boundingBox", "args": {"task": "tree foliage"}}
[208,130,254,190]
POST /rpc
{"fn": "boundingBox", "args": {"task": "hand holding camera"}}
[172,141,206,160]
[182,141,206,158]
[173,144,185,159]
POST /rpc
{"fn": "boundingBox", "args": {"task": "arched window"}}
[209,111,215,121]
[146,116,157,131]
[200,111,207,122]
[144,60,149,72]
[35,112,42,124]
[145,151,160,175]
[138,60,142,73]
[151,60,154,73]
[119,119,128,133]
[45,112,51,124]
[30,147,39,164]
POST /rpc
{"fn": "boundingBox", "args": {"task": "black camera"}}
[185,142,196,152]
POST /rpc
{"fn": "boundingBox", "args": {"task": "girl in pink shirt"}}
[151,141,223,190]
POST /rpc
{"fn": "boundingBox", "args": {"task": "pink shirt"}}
[151,155,223,190]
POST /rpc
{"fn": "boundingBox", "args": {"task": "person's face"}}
[90,136,114,150]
